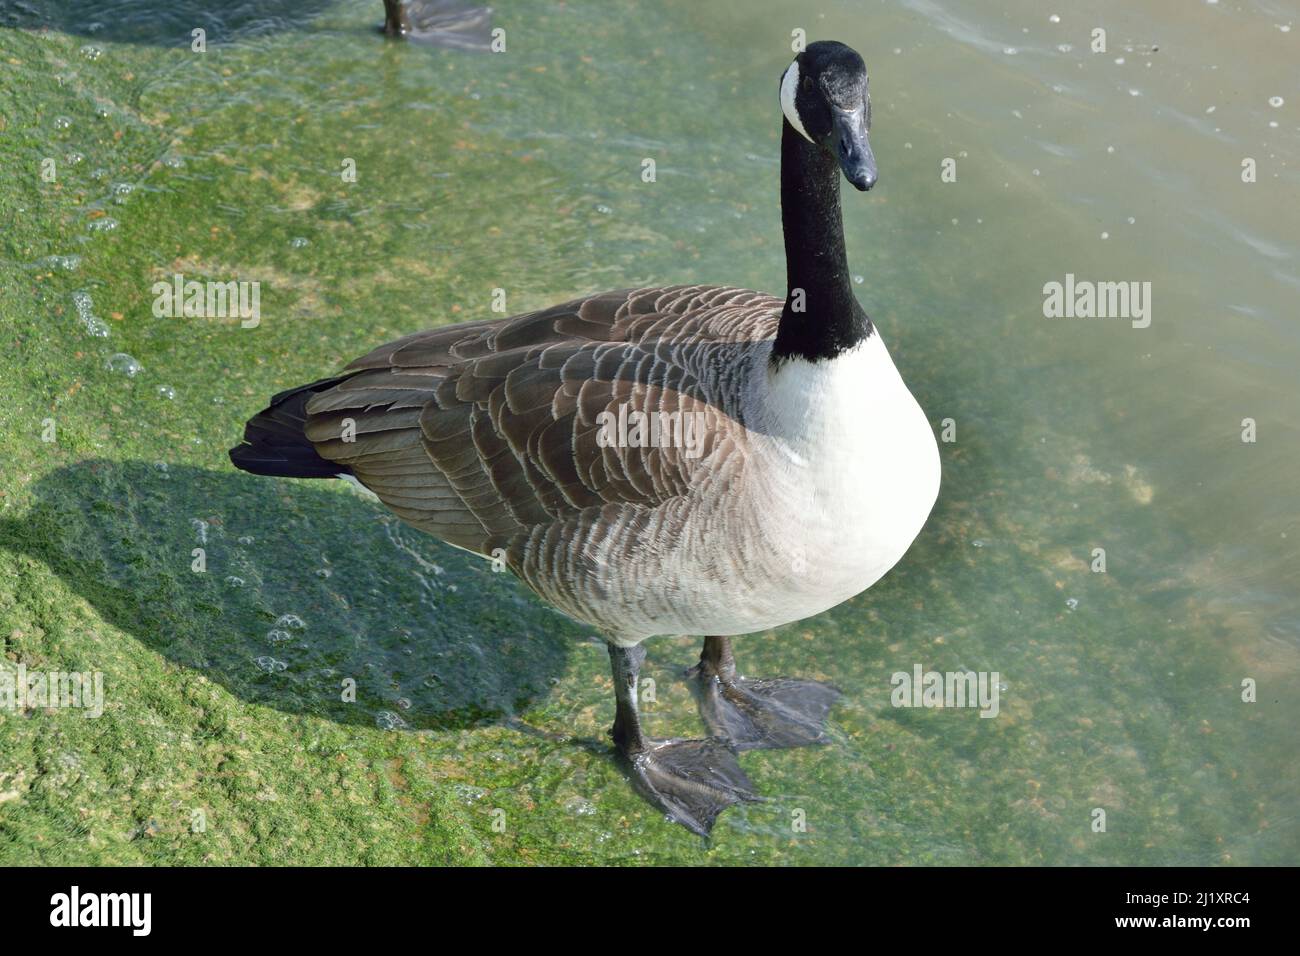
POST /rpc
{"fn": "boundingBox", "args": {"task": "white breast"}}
[736,331,940,630]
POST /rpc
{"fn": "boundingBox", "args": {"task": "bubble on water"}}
[1114,56,1126,65]
[375,711,408,730]
[154,461,169,473]
[972,539,986,548]
[1003,47,1018,55]
[288,236,310,249]
[95,103,112,119]
[451,783,486,802]
[255,656,288,674]
[156,385,176,400]
[79,44,103,60]
[64,151,84,165]
[162,154,185,169]
[191,518,209,544]
[1100,231,1110,239]
[90,167,110,181]
[1128,89,1141,97]
[1065,597,1079,610]
[54,116,73,130]
[396,697,412,711]
[315,567,332,578]
[88,217,119,233]
[38,254,82,272]
[1127,216,1136,224]
[852,275,864,284]
[566,797,597,816]
[595,204,611,215]
[237,535,255,545]
[225,576,245,588]
[105,352,142,376]
[1268,96,1284,108]
[266,629,292,643]
[1049,14,1061,23]
[274,613,306,631]
[1057,43,1073,53]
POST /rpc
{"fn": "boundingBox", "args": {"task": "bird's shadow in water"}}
[0,0,492,49]
[0,0,337,46]
[0,459,585,731]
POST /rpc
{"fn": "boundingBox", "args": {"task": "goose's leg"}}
[381,0,411,36]
[688,636,842,751]
[608,643,757,837]
[380,0,494,49]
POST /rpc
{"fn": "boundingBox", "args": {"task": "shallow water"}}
[0,0,1296,864]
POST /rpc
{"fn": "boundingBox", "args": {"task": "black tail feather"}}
[229,376,352,479]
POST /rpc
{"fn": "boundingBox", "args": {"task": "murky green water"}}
[1,0,1296,864]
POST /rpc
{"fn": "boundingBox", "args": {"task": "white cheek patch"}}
[780,60,814,144]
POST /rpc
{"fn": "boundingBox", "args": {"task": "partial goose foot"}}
[381,0,494,50]
[608,644,758,837]
[618,737,758,838]
[688,636,842,751]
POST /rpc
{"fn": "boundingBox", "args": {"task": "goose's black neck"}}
[771,119,872,364]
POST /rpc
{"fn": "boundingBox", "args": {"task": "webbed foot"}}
[381,0,493,49]
[688,636,841,751]
[619,737,759,837]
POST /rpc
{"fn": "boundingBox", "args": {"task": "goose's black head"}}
[780,41,876,191]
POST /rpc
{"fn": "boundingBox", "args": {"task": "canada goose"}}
[230,40,940,837]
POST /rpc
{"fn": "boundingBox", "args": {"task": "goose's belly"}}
[608,377,941,642]
[711,393,940,634]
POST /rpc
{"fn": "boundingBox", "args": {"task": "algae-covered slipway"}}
[1,0,1297,865]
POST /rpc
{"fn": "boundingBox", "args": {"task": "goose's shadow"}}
[0,0,338,46]
[0,459,585,730]
[0,0,494,48]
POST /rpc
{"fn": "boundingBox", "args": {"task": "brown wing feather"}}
[303,285,780,554]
